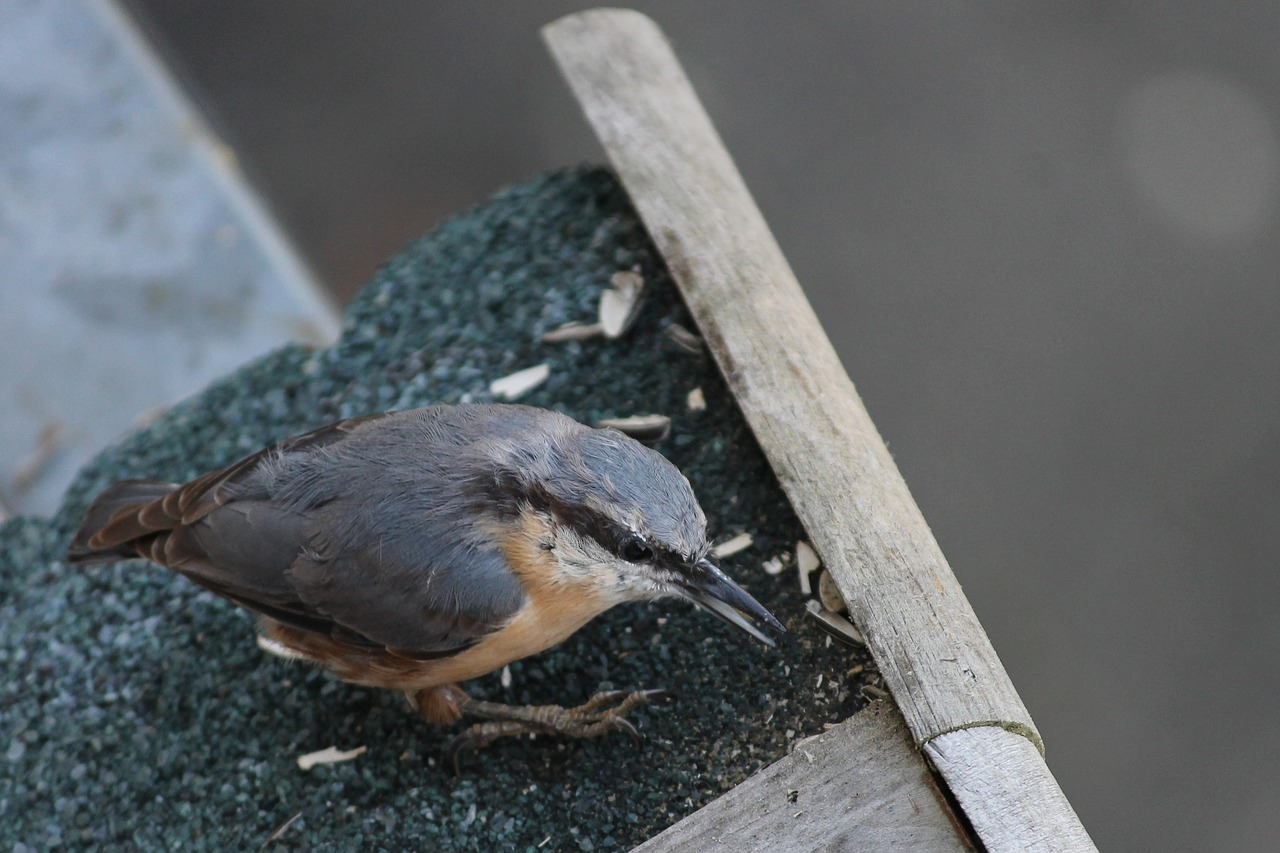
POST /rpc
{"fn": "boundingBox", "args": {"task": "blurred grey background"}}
[12,1,1280,849]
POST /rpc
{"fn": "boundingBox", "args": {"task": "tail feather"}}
[66,479,178,563]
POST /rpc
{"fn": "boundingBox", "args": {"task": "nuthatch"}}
[68,403,783,761]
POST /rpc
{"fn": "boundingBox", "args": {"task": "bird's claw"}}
[445,687,673,771]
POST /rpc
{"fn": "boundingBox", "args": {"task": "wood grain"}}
[927,728,1098,852]
[634,703,974,852]
[544,9,1098,851]
[544,4,1034,756]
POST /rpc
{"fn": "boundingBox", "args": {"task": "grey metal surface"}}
[0,0,340,515]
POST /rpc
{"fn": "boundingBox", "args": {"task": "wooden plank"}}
[543,10,1098,852]
[634,703,975,852]
[543,3,1035,757]
[926,728,1098,852]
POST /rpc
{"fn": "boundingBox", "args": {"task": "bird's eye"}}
[620,537,653,563]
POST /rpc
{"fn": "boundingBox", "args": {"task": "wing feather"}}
[73,408,529,659]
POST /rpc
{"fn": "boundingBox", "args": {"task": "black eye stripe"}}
[508,481,624,554]
[621,537,653,562]
[481,469,688,569]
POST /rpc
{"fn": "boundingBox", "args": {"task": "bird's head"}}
[489,419,784,645]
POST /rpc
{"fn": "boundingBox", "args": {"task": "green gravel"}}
[0,167,871,851]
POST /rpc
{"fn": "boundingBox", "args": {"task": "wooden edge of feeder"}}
[926,727,1097,852]
[543,9,1098,852]
[634,702,975,852]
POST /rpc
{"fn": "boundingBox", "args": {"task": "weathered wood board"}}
[635,703,974,852]
[927,728,1097,852]
[545,9,1098,852]
[544,6,1037,751]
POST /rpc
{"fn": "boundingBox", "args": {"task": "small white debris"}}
[612,269,644,289]
[861,684,891,702]
[762,556,785,576]
[804,599,866,646]
[297,745,367,770]
[686,387,706,411]
[541,321,603,343]
[817,569,847,614]
[816,673,824,689]
[261,811,303,846]
[256,634,308,662]
[599,271,645,338]
[713,532,754,559]
[501,665,512,689]
[596,414,671,443]
[664,323,703,353]
[489,363,549,400]
[796,541,820,595]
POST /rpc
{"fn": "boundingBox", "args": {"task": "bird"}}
[67,403,783,763]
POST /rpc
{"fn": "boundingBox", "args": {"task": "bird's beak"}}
[676,556,785,646]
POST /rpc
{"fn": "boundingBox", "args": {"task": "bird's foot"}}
[446,688,671,771]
